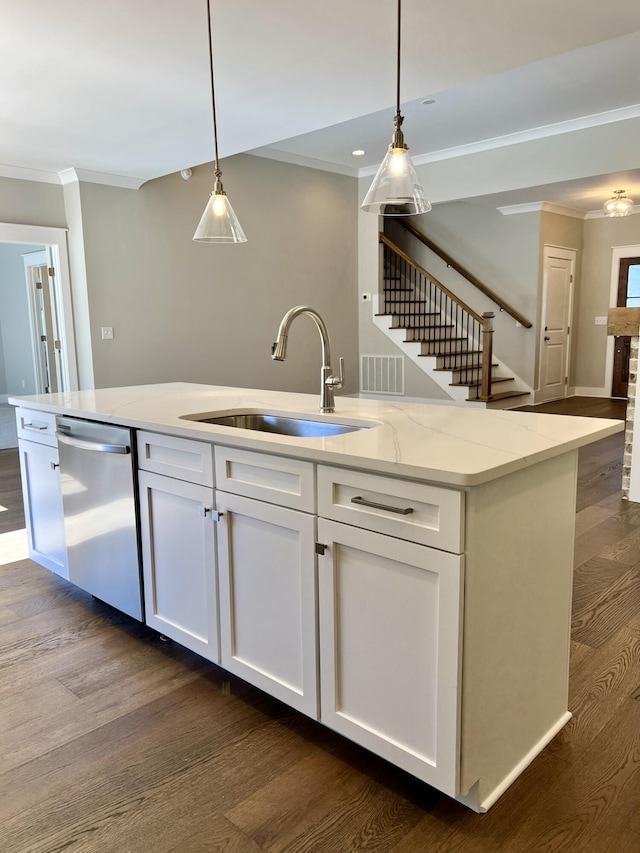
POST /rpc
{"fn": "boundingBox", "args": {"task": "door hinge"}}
[315,543,327,556]
[48,267,55,277]
[570,274,573,283]
[54,340,61,350]
[565,377,568,385]
[36,281,43,290]
[40,334,47,342]
[567,326,570,334]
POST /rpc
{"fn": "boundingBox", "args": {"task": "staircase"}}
[374,234,531,408]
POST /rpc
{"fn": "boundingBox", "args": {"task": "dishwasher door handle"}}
[56,431,131,454]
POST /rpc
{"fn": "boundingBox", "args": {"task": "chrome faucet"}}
[271,306,345,413]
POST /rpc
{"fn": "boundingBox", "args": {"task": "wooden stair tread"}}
[450,375,513,388]
[471,389,530,403]
[433,364,497,372]
[414,338,467,346]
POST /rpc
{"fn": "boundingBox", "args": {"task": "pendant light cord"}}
[396,0,401,114]
[205,0,221,176]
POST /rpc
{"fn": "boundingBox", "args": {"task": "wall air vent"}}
[361,355,404,395]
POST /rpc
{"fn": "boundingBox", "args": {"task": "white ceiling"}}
[2,0,640,211]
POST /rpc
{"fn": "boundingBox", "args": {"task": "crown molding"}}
[358,103,640,177]
[0,163,61,184]
[58,168,145,189]
[248,148,358,177]
[498,201,586,218]
[585,204,640,220]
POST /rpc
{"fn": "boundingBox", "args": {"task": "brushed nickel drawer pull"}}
[350,496,414,515]
[24,423,48,431]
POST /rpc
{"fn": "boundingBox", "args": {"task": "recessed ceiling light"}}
[352,149,366,156]
[422,99,436,105]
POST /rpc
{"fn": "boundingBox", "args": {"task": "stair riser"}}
[420,340,472,355]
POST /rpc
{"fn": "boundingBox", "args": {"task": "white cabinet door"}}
[139,471,219,662]
[18,438,68,578]
[317,518,463,797]
[216,491,318,718]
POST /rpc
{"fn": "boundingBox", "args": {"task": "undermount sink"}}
[180,410,378,438]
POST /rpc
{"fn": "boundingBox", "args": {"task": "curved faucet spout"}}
[271,305,344,413]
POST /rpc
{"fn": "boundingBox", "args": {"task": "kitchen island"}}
[10,383,623,812]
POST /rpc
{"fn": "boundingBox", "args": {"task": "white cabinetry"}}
[137,431,219,662]
[214,447,318,717]
[16,408,67,578]
[317,466,463,796]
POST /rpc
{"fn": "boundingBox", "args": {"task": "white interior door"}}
[538,246,575,403]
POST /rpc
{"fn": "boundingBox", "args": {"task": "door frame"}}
[606,244,640,397]
[536,245,576,404]
[0,223,78,392]
[23,250,50,394]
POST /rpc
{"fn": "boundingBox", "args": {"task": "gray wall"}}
[74,154,360,395]
[539,212,584,388]
[0,243,44,395]
[0,176,65,228]
[577,215,640,390]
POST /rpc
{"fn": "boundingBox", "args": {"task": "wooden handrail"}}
[380,234,483,324]
[392,218,533,329]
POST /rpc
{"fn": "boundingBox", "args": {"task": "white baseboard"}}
[572,386,610,398]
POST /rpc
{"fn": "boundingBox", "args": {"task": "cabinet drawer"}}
[215,446,315,512]
[318,466,464,553]
[137,431,214,486]
[16,408,58,447]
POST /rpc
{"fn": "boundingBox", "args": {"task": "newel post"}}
[481,312,495,400]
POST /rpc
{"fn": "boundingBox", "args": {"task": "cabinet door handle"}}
[24,423,48,431]
[199,506,209,517]
[50,461,60,470]
[350,496,414,515]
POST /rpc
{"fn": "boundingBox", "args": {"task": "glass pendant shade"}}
[361,145,431,215]
[604,190,634,217]
[360,0,430,216]
[193,190,247,242]
[193,0,246,244]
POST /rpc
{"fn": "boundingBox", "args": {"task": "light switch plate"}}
[101,326,114,339]
[594,316,607,326]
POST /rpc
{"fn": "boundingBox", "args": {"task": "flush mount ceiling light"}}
[604,189,634,217]
[361,0,430,216]
[193,0,246,243]
[352,149,366,156]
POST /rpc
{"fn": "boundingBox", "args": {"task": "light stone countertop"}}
[9,382,624,487]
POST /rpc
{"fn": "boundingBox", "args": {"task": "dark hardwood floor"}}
[0,398,639,852]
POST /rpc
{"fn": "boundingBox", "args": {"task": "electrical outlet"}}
[101,326,114,340]
[362,293,371,302]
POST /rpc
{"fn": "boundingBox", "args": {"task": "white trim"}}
[22,250,49,394]
[57,167,145,189]
[607,244,640,397]
[0,223,79,391]
[0,163,61,184]
[457,711,572,813]
[585,205,640,220]
[538,246,576,404]
[498,202,585,219]
[248,147,358,177]
[572,386,611,398]
[359,103,640,177]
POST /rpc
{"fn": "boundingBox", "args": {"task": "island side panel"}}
[459,450,578,809]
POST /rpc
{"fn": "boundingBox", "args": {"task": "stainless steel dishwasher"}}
[55,416,143,620]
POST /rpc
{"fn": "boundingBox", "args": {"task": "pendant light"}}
[603,190,634,218]
[361,0,430,216]
[193,0,246,243]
